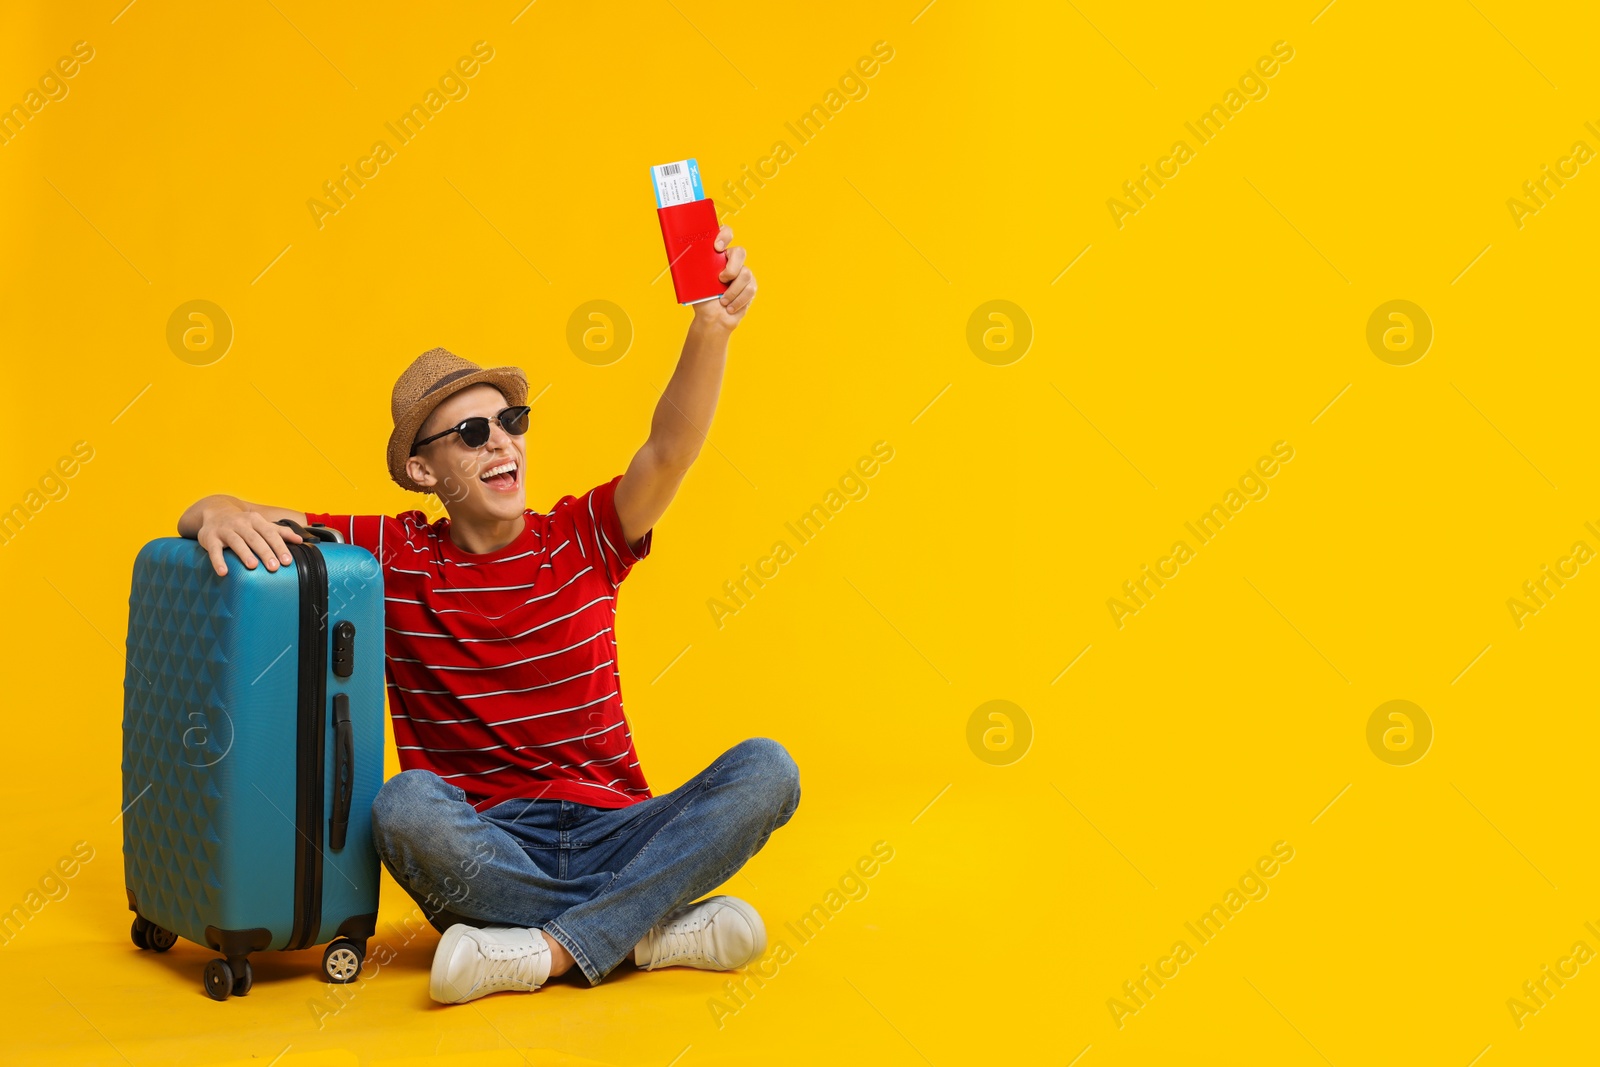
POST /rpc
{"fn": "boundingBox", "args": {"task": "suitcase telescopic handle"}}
[275,518,343,544]
[330,693,354,850]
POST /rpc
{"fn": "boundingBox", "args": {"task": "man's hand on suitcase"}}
[197,502,303,576]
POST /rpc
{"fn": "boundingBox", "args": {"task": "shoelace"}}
[477,940,547,991]
[653,916,712,967]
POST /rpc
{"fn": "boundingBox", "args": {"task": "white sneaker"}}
[429,924,552,1004]
[635,895,767,972]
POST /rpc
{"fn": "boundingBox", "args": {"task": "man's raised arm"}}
[615,224,757,548]
[177,494,309,576]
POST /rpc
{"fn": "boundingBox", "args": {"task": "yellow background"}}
[3,0,1597,1063]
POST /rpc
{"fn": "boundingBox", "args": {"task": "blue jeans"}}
[369,737,801,985]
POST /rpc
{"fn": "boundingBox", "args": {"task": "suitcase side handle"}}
[275,518,343,545]
[330,693,353,851]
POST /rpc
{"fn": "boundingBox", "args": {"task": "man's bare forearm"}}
[645,320,732,472]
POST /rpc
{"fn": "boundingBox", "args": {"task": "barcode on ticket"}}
[650,158,705,208]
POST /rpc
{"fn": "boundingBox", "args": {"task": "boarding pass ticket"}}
[650,158,705,208]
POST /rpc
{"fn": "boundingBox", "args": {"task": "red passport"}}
[657,198,729,305]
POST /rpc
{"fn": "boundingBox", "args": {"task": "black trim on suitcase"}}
[205,925,274,958]
[336,912,377,942]
[286,540,329,952]
[330,693,354,850]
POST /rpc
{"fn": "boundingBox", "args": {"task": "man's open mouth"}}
[481,460,519,492]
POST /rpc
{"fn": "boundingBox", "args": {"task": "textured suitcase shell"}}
[121,535,384,987]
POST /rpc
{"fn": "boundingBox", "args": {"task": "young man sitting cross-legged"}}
[177,228,799,1001]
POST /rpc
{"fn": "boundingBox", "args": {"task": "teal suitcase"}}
[121,520,385,999]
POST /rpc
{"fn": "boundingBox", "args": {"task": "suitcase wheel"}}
[203,956,254,1000]
[131,917,177,953]
[231,958,253,996]
[322,938,364,984]
[203,958,233,1001]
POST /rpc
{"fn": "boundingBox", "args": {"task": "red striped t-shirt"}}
[307,476,653,811]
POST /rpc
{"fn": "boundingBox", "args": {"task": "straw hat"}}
[386,347,528,492]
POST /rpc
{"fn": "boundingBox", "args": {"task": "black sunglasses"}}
[411,405,531,454]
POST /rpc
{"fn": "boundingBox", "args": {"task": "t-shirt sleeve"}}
[552,476,651,587]
[303,511,429,570]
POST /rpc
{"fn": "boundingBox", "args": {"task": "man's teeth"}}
[481,462,517,481]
